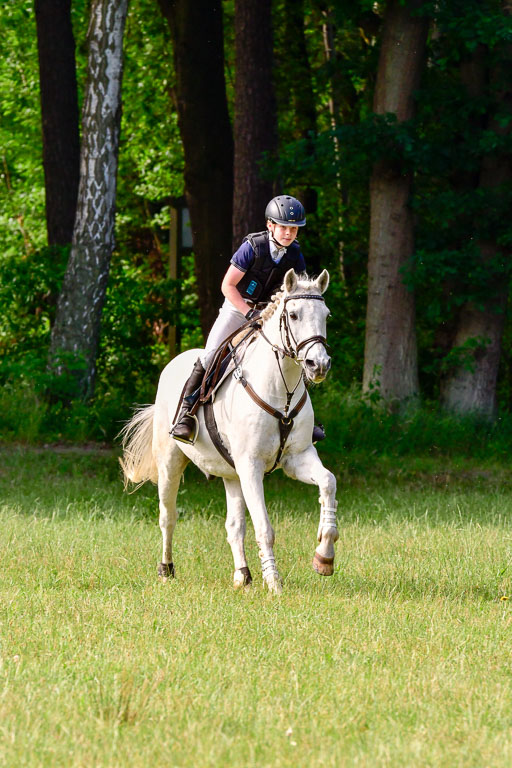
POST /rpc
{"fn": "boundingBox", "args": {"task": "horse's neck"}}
[244,312,303,399]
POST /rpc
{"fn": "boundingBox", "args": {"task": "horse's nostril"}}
[306,359,316,369]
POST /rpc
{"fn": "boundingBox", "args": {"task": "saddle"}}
[199,324,258,404]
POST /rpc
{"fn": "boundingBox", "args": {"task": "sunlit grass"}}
[2,446,512,766]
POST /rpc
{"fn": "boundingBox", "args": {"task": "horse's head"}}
[264,269,331,383]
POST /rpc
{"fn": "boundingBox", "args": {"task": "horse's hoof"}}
[265,574,283,595]
[234,566,252,589]
[312,552,334,576]
[158,562,175,582]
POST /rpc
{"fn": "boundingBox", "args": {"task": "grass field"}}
[2,444,512,767]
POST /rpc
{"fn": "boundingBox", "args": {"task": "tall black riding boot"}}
[171,358,205,444]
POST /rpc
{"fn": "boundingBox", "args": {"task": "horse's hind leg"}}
[223,477,252,588]
[156,442,189,581]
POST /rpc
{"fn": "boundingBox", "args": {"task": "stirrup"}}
[171,412,199,445]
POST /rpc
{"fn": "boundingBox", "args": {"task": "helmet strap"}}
[269,233,287,254]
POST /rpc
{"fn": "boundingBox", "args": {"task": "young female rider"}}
[171,195,309,445]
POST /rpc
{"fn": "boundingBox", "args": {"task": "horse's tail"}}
[119,405,158,488]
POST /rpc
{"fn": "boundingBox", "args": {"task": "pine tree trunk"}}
[35,0,80,246]
[158,0,233,337]
[48,0,128,400]
[363,0,428,405]
[231,0,278,248]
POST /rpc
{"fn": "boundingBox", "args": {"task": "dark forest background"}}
[1,0,512,449]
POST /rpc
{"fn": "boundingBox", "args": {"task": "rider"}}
[172,194,319,445]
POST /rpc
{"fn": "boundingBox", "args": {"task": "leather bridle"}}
[259,294,329,364]
[280,294,329,361]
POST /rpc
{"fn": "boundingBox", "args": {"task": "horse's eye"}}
[289,312,298,321]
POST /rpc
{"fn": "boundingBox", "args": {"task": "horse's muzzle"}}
[304,356,331,382]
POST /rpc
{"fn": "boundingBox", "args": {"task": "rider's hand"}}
[245,308,261,322]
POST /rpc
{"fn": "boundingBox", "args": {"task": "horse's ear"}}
[315,269,330,294]
[284,268,298,294]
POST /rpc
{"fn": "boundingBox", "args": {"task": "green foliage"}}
[0,0,46,257]
[312,382,512,461]
[0,245,201,441]
[116,0,184,250]
[1,0,512,436]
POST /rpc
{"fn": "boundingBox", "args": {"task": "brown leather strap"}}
[239,376,282,418]
[203,399,235,468]
[295,334,328,355]
[240,377,307,423]
[236,382,307,473]
[268,389,308,472]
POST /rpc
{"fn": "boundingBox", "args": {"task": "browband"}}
[284,294,325,303]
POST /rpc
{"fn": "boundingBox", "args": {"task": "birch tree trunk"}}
[363,0,428,405]
[48,0,128,399]
[231,0,278,248]
[35,0,80,246]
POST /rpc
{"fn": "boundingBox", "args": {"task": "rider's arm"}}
[221,265,251,315]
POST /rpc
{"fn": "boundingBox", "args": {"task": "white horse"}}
[120,269,338,594]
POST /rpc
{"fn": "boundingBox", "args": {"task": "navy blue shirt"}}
[231,239,306,274]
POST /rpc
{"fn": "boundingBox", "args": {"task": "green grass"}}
[2,446,512,766]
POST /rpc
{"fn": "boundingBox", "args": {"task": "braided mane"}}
[260,291,283,322]
[260,273,316,323]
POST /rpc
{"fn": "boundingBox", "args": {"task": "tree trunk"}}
[282,0,319,270]
[48,0,128,400]
[363,0,428,404]
[158,0,233,337]
[440,282,508,418]
[34,0,80,246]
[231,0,278,249]
[441,82,512,416]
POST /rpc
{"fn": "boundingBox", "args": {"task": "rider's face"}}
[267,221,299,247]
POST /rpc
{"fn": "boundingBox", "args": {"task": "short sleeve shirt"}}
[230,239,306,273]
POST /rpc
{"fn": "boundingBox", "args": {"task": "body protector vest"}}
[236,231,302,304]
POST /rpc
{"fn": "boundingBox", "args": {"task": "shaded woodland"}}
[1,0,512,437]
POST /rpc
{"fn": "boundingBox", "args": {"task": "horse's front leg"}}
[223,477,252,589]
[282,446,338,576]
[236,459,282,594]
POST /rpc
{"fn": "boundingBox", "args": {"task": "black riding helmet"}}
[265,195,306,227]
